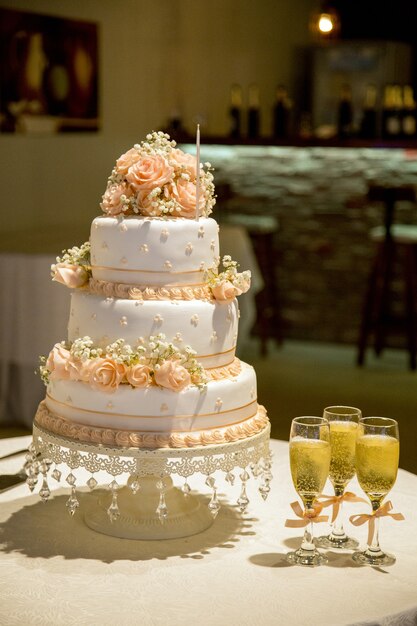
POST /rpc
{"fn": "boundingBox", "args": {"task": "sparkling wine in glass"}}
[287,416,331,566]
[352,417,400,566]
[317,405,361,549]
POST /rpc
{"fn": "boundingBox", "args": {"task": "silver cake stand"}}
[27,422,272,540]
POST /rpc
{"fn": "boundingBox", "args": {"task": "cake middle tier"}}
[68,291,239,368]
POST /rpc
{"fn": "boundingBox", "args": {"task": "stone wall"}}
[183,144,417,344]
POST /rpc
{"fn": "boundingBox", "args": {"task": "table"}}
[0,226,262,428]
[1,437,416,626]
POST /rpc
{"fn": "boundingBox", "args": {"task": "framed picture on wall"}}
[0,8,99,133]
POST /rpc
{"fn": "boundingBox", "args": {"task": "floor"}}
[1,340,416,474]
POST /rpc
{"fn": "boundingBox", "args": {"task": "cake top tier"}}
[100,132,215,220]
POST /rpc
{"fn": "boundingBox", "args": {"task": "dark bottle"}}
[382,85,401,139]
[247,83,260,139]
[359,84,378,139]
[337,83,353,138]
[402,85,417,138]
[229,84,242,139]
[273,85,290,139]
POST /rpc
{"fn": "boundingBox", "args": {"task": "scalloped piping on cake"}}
[89,278,213,301]
[35,401,268,449]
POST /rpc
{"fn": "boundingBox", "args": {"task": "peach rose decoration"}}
[116,147,141,176]
[66,357,93,382]
[89,358,126,393]
[52,263,89,289]
[170,148,197,180]
[126,364,152,388]
[211,280,241,302]
[126,154,174,192]
[100,183,133,216]
[172,178,205,218]
[154,360,191,391]
[46,344,71,380]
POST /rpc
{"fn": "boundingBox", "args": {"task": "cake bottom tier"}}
[34,400,269,449]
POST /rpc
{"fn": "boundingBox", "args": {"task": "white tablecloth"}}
[0,437,416,626]
[0,230,261,427]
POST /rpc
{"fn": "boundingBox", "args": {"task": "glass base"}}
[316,534,359,550]
[352,549,396,567]
[286,547,328,567]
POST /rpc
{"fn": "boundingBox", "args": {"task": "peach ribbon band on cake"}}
[349,501,405,546]
[318,492,368,523]
[285,501,329,527]
[91,265,207,287]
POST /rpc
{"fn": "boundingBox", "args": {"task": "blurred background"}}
[0,0,416,472]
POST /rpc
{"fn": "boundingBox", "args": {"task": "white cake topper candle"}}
[195,124,201,220]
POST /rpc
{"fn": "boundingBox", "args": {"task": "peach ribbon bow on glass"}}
[285,501,329,528]
[318,492,368,523]
[349,501,405,546]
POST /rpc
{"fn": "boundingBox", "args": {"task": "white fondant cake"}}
[35,132,269,448]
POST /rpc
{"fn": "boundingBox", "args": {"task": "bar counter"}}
[181,140,417,345]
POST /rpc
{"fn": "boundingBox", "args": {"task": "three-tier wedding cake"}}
[34,132,269,449]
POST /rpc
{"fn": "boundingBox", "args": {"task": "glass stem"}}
[300,518,315,552]
[330,486,345,538]
[367,501,383,555]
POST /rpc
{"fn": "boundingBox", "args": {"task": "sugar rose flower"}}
[126,364,151,388]
[154,360,191,392]
[46,343,71,380]
[173,178,205,218]
[52,263,88,289]
[126,154,174,192]
[170,148,198,180]
[66,356,93,382]
[136,190,163,217]
[100,183,133,216]
[211,280,241,302]
[116,147,141,176]
[89,358,126,393]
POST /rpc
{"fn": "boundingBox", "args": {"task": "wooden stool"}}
[357,186,417,370]
[224,213,282,356]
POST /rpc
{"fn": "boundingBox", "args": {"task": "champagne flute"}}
[352,417,400,566]
[287,416,331,566]
[317,405,361,549]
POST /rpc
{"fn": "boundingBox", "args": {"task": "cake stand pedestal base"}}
[29,422,271,541]
[84,475,214,540]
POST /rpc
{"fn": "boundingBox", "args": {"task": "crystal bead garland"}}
[258,454,273,501]
[182,480,191,496]
[237,470,250,513]
[107,480,121,522]
[24,445,40,492]
[87,475,98,490]
[65,472,79,515]
[66,487,80,516]
[225,471,235,486]
[205,476,221,518]
[51,467,62,482]
[156,479,168,522]
[38,459,52,502]
[130,476,140,495]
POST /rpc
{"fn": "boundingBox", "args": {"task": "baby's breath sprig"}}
[205,255,251,292]
[50,241,91,278]
[38,355,50,385]
[70,336,103,362]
